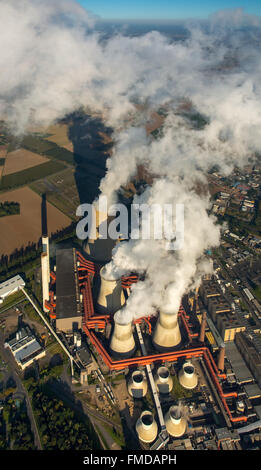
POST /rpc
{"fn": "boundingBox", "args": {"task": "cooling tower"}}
[164,406,187,438]
[96,265,126,314]
[155,366,173,394]
[128,370,148,398]
[153,311,181,351]
[136,411,158,444]
[178,362,198,390]
[110,321,136,359]
[84,209,115,263]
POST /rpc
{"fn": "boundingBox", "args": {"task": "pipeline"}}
[83,321,247,423]
[203,348,247,423]
[74,257,245,424]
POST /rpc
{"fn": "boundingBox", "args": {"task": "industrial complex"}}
[29,205,261,450]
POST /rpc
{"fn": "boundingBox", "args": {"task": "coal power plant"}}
[42,212,249,450]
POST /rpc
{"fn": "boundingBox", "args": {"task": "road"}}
[0,329,42,449]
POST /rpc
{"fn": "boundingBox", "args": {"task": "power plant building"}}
[235,332,261,388]
[225,341,253,385]
[55,248,82,334]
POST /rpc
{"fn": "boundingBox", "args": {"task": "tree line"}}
[0,201,20,217]
[0,222,77,281]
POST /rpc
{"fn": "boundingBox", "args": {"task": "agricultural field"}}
[0,145,8,178]
[2,148,50,176]
[21,134,75,165]
[45,123,74,152]
[0,160,66,191]
[30,168,81,220]
[0,186,71,255]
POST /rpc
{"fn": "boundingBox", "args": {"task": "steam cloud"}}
[1,1,261,323]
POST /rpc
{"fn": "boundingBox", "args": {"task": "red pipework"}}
[121,274,139,288]
[223,392,238,398]
[76,251,101,275]
[83,320,247,423]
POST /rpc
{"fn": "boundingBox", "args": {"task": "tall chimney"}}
[217,344,225,372]
[199,311,207,343]
[153,310,181,351]
[136,411,158,444]
[41,193,50,280]
[96,265,125,314]
[110,320,136,358]
[84,208,116,263]
[41,253,49,313]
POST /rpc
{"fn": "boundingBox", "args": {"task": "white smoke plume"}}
[1,1,261,323]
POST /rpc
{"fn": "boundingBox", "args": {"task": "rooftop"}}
[0,275,25,298]
[55,248,81,320]
[225,341,253,384]
[244,383,261,399]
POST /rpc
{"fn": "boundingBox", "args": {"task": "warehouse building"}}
[0,275,25,304]
[5,326,45,370]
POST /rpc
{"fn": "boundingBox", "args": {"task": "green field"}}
[254,286,261,303]
[30,168,80,220]
[21,135,75,164]
[0,160,66,191]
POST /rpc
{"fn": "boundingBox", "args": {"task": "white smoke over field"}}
[1,1,261,322]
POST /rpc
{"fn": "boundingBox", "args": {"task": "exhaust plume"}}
[1,1,261,323]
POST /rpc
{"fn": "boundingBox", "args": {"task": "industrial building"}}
[4,326,45,370]
[0,275,25,304]
[216,313,245,342]
[55,248,82,334]
[235,332,261,388]
[41,237,261,449]
[225,341,253,385]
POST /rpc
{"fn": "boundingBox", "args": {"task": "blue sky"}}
[79,1,261,20]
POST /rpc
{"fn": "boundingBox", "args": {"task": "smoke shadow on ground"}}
[67,112,113,205]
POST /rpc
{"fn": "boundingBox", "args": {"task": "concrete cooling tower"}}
[96,265,125,314]
[128,370,148,398]
[109,321,136,359]
[155,366,173,394]
[136,411,158,444]
[84,209,116,263]
[178,362,198,390]
[153,311,181,352]
[164,406,187,438]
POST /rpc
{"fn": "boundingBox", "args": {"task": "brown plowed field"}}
[46,123,74,151]
[2,148,50,175]
[0,186,71,255]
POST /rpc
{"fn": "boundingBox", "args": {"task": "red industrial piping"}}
[75,252,245,423]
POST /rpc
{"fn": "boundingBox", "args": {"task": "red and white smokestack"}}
[42,235,50,280]
[41,252,49,313]
[199,311,207,343]
[217,343,225,372]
